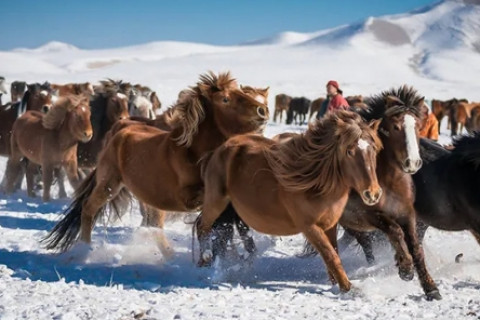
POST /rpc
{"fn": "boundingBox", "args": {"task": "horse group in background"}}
[274,93,367,125]
[2,72,480,301]
[431,98,480,135]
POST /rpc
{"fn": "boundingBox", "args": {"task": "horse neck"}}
[187,109,227,159]
[377,141,409,180]
[56,115,79,150]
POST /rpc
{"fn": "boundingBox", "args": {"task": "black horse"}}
[286,97,311,125]
[338,135,480,263]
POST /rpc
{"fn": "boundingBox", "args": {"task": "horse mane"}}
[360,85,423,121]
[450,132,480,168]
[265,110,381,195]
[97,79,132,96]
[42,96,85,130]
[168,71,237,147]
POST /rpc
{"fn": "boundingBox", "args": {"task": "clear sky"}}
[2,0,436,50]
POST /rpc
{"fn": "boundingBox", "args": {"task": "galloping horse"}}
[196,110,382,293]
[302,86,441,300]
[5,95,92,201]
[43,72,269,255]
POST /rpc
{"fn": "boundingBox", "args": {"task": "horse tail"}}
[17,90,30,118]
[42,170,131,251]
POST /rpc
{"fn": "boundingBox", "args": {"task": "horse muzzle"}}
[402,158,423,174]
[361,188,383,206]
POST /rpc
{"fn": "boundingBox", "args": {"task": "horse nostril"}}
[42,106,50,113]
[404,159,411,168]
[416,159,423,168]
[256,106,267,119]
[362,190,371,200]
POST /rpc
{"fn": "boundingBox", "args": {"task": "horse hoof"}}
[399,268,414,281]
[426,289,442,301]
[197,250,213,267]
[339,281,352,293]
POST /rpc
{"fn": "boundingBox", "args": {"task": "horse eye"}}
[223,97,230,104]
[347,149,354,157]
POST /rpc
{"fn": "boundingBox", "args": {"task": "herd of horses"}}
[1,72,480,302]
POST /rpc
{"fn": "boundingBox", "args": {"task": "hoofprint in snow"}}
[1,0,480,318]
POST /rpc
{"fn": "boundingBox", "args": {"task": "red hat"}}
[326,80,342,94]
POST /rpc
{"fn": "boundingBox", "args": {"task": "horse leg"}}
[325,224,339,284]
[26,161,38,198]
[399,217,441,300]
[416,220,429,244]
[140,204,173,258]
[64,160,81,191]
[42,164,54,202]
[366,213,414,281]
[211,204,236,261]
[273,109,278,123]
[55,168,67,198]
[235,214,256,257]
[303,224,351,292]
[4,153,23,194]
[343,228,376,265]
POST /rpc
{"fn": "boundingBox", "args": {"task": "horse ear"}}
[369,119,382,132]
[385,95,403,109]
[198,83,211,98]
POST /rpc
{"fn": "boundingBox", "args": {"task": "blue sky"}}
[2,0,436,50]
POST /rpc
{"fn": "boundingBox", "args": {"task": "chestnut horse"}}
[43,72,269,254]
[273,93,291,123]
[301,86,441,300]
[309,97,326,120]
[5,95,92,201]
[51,82,95,97]
[77,80,130,168]
[0,82,56,157]
[451,101,480,135]
[196,110,382,292]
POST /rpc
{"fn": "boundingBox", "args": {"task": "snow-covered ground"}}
[1,0,480,318]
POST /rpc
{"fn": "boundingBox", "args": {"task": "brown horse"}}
[466,104,480,133]
[0,82,56,157]
[273,93,291,123]
[43,72,270,254]
[451,101,480,135]
[51,82,95,97]
[77,80,130,168]
[5,95,92,201]
[431,98,467,134]
[196,110,382,292]
[10,81,27,103]
[301,86,441,300]
[309,97,326,120]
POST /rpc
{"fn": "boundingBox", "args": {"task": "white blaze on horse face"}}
[51,94,58,104]
[255,94,266,105]
[117,92,127,100]
[357,138,370,151]
[40,90,48,97]
[403,114,421,162]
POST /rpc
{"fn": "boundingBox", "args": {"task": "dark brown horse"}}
[77,80,130,168]
[302,86,441,300]
[5,95,92,201]
[10,81,27,103]
[196,110,382,292]
[273,94,291,123]
[43,72,269,255]
[309,97,326,120]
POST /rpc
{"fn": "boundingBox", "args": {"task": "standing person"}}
[419,103,439,141]
[316,80,349,119]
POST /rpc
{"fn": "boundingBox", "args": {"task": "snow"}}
[1,0,480,318]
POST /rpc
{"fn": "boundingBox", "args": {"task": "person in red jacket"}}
[326,80,349,113]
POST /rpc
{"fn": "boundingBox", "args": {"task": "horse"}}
[466,106,480,133]
[196,110,382,292]
[340,134,480,264]
[133,84,162,114]
[309,97,326,120]
[431,98,466,134]
[449,100,474,136]
[273,94,291,123]
[43,71,270,255]
[128,86,156,120]
[51,82,94,97]
[0,82,57,157]
[4,95,92,202]
[10,81,27,103]
[77,80,130,168]
[286,97,311,125]
[301,86,441,300]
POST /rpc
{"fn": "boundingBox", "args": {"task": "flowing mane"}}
[168,71,238,147]
[265,111,381,195]
[360,85,424,121]
[42,96,87,130]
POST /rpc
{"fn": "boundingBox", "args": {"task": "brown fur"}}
[51,82,95,97]
[309,97,326,120]
[196,110,382,292]
[273,94,292,122]
[5,95,92,201]
[44,71,269,252]
[451,101,480,135]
